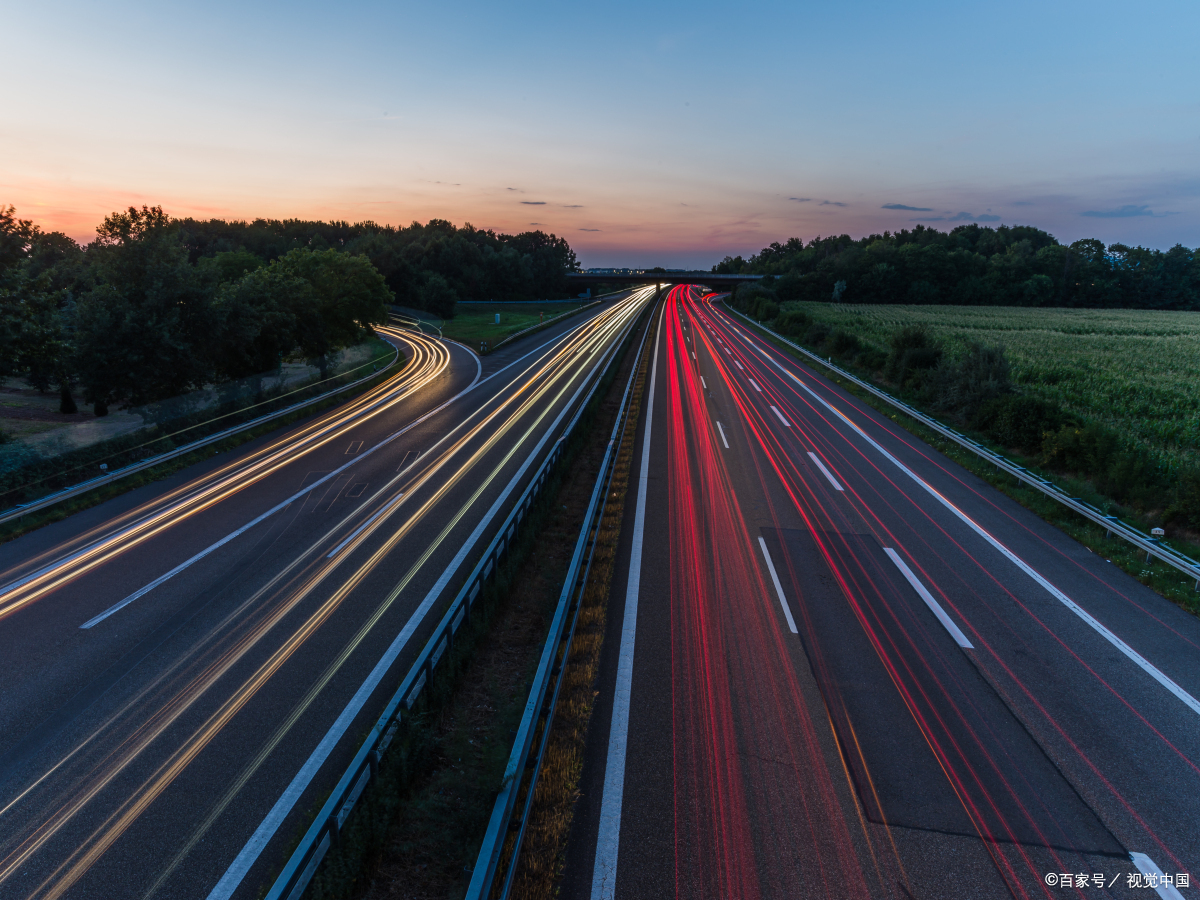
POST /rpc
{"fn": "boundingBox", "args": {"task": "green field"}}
[784,302,1200,468]
[431,301,592,348]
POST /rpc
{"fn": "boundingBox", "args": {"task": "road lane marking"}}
[749,378,761,392]
[700,376,707,389]
[345,441,363,454]
[806,451,844,491]
[692,351,696,360]
[591,306,664,900]
[1130,853,1185,900]
[884,548,973,648]
[770,405,791,427]
[735,360,744,370]
[207,299,649,900]
[758,537,798,633]
[75,307,629,630]
[756,344,1200,719]
[716,421,730,448]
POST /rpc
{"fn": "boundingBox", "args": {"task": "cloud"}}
[788,197,812,202]
[976,214,1001,222]
[561,204,584,208]
[882,203,932,211]
[528,222,544,226]
[1080,204,1164,218]
[579,228,601,232]
[1012,200,1034,206]
[820,200,847,207]
[507,187,521,192]
[520,201,546,205]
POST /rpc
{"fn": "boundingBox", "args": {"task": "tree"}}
[75,206,214,412]
[272,248,391,375]
[0,206,38,273]
[211,267,319,379]
[420,273,458,319]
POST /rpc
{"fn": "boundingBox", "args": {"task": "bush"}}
[751,297,780,322]
[775,308,811,338]
[884,325,942,388]
[972,394,1065,455]
[927,342,1011,421]
[856,348,888,372]
[732,282,778,317]
[805,322,832,346]
[828,328,860,358]
[1041,423,1164,505]
[1165,468,1200,531]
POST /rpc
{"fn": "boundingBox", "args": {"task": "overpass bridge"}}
[566,271,762,292]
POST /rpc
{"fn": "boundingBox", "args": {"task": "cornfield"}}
[783,302,1200,468]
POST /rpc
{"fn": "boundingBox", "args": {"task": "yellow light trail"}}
[0,328,449,621]
[0,289,654,899]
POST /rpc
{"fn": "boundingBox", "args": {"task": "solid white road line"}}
[884,548,973,648]
[207,304,643,900]
[806,451,844,491]
[757,344,1200,719]
[770,405,791,427]
[591,307,663,900]
[1130,852,1186,900]
[716,421,730,449]
[749,378,762,392]
[758,537,798,633]
[700,376,707,390]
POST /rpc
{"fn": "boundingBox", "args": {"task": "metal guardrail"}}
[0,341,401,527]
[465,297,654,900]
[723,303,1200,592]
[263,303,646,900]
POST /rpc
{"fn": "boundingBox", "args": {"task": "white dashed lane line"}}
[806,451,843,491]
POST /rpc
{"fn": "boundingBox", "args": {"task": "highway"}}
[565,286,1199,899]
[0,286,653,900]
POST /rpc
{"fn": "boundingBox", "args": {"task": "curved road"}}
[0,287,652,900]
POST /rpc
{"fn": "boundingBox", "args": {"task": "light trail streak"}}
[679,298,1056,888]
[695,293,1196,883]
[0,328,450,621]
[0,291,654,899]
[661,288,874,899]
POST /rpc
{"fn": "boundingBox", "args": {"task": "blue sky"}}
[3,0,1198,267]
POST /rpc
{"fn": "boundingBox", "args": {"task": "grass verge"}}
[444,303,593,349]
[293,304,653,900]
[507,297,657,898]
[732,310,1200,617]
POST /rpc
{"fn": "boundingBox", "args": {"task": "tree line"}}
[0,206,580,416]
[715,223,1200,309]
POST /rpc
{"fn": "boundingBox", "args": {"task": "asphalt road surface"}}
[0,287,652,900]
[563,286,1198,900]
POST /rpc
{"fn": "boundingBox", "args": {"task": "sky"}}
[3,0,1198,268]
